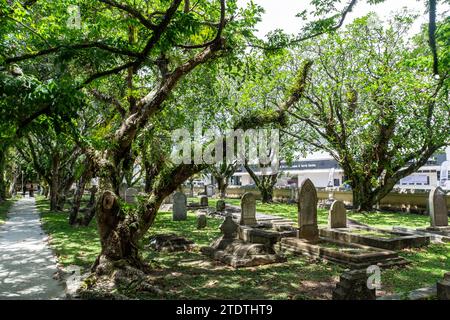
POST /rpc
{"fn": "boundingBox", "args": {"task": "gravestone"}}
[200,195,209,207]
[148,234,194,252]
[333,269,376,300]
[125,187,138,204]
[206,185,214,197]
[428,187,448,228]
[221,214,239,239]
[216,199,226,212]
[197,213,207,229]
[240,192,257,225]
[297,179,319,241]
[173,192,187,221]
[437,272,450,300]
[329,200,347,228]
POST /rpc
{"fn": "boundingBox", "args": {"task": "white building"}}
[229,151,450,191]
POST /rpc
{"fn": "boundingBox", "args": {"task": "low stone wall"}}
[181,185,449,214]
[223,187,449,214]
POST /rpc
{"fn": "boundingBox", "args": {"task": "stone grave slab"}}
[173,192,187,221]
[319,225,430,250]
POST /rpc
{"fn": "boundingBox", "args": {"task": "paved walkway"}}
[0,197,65,299]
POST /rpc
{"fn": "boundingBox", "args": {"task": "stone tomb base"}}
[319,225,430,250]
[279,237,408,269]
[147,234,195,252]
[201,236,286,268]
[238,225,297,247]
[187,202,208,210]
[421,226,450,237]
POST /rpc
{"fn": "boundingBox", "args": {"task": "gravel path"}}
[0,197,65,299]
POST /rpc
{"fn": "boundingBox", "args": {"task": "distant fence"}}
[183,186,449,214]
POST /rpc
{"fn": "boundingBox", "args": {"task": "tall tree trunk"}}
[0,152,6,203]
[49,154,60,211]
[351,178,377,212]
[81,185,98,226]
[70,175,88,225]
[217,177,227,199]
[244,164,277,203]
[92,191,152,272]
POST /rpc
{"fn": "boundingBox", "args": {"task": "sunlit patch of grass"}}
[382,243,450,295]
[36,195,447,299]
[36,197,101,271]
[206,198,430,229]
[347,211,429,229]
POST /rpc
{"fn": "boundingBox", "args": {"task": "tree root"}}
[77,256,163,299]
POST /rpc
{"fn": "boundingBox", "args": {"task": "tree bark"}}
[70,175,88,225]
[244,164,277,203]
[217,177,227,199]
[93,191,145,272]
[49,154,60,211]
[0,152,6,202]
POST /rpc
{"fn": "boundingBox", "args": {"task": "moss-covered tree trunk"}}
[217,177,227,199]
[0,151,7,203]
[49,154,60,211]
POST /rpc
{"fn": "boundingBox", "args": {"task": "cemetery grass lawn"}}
[206,198,430,229]
[0,198,15,224]
[36,196,343,299]
[36,196,447,299]
[381,243,450,297]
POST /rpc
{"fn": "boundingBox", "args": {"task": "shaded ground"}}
[0,199,15,225]
[0,197,65,299]
[37,197,449,299]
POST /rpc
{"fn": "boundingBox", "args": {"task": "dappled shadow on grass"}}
[143,211,342,300]
[143,250,341,300]
[35,196,447,299]
[36,197,100,269]
[382,243,450,295]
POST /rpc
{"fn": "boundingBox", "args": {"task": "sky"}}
[237,0,449,39]
[235,0,450,160]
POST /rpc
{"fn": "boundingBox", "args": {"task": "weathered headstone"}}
[221,214,238,239]
[216,199,226,212]
[206,185,214,197]
[329,200,347,228]
[240,192,257,225]
[428,186,448,228]
[297,179,319,241]
[148,234,194,252]
[173,192,187,221]
[437,272,450,300]
[197,213,207,229]
[332,269,376,300]
[125,187,138,204]
[200,195,209,207]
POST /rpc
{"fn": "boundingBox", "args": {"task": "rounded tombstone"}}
[240,192,257,226]
[329,200,347,229]
[173,192,187,221]
[196,213,207,229]
[200,195,209,207]
[216,199,226,212]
